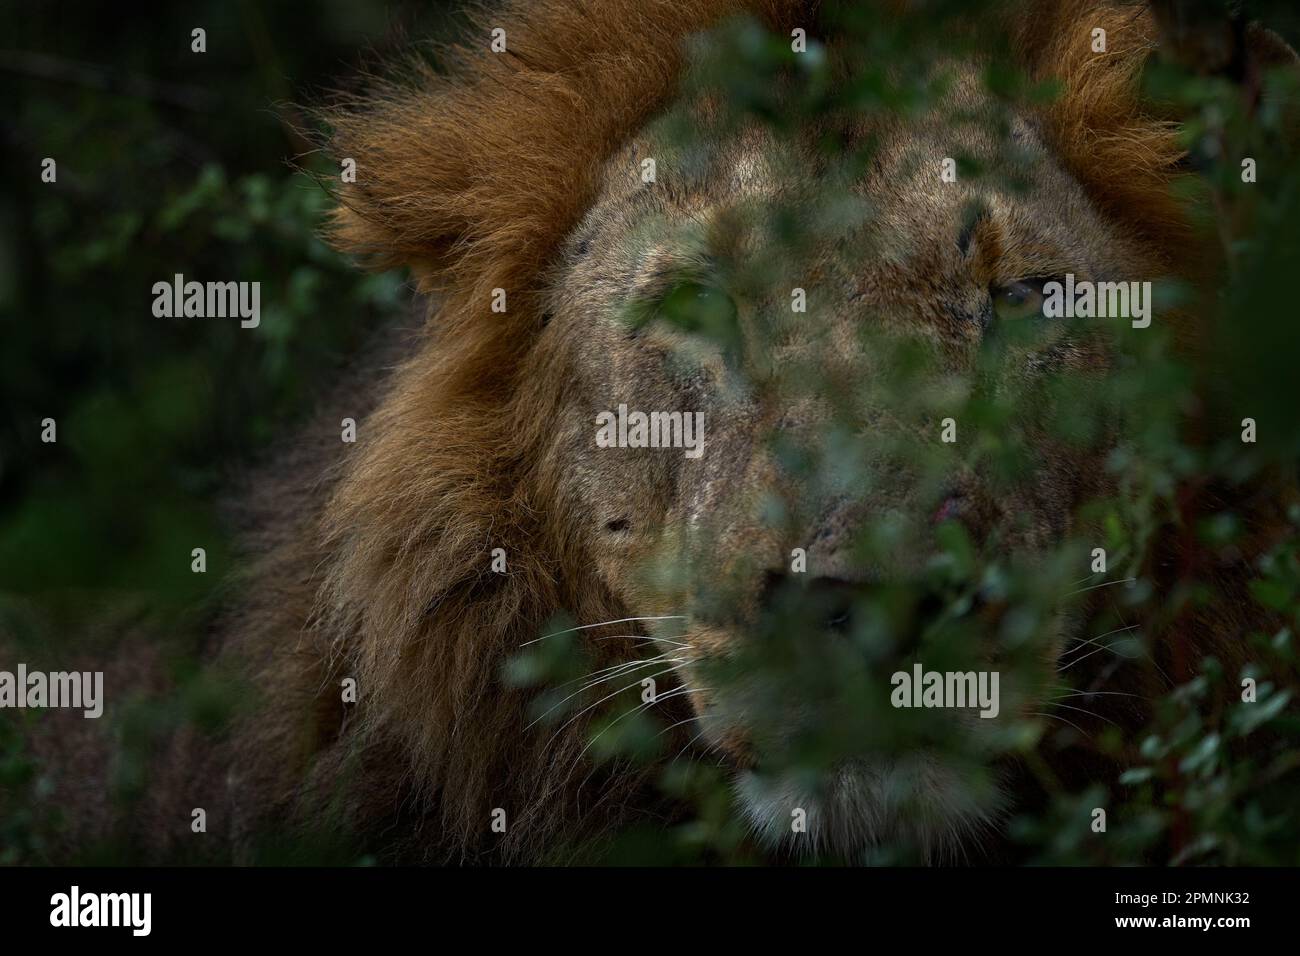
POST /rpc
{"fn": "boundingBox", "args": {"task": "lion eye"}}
[627,277,742,356]
[992,279,1048,321]
[659,280,737,333]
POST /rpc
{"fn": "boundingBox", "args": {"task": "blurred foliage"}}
[0,2,461,610]
[2,0,1299,866]
[0,1,455,859]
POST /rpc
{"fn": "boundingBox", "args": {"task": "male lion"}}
[19,0,1297,865]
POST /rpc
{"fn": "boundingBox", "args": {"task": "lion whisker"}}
[541,666,685,749]
[592,634,688,648]
[573,684,698,768]
[1027,711,1089,737]
[1047,689,1148,701]
[558,677,699,796]
[1059,623,1139,662]
[1047,700,1120,728]
[1057,638,1143,673]
[673,728,710,764]
[561,653,672,689]
[545,645,680,694]
[567,684,711,815]
[519,615,687,647]
[1062,577,1136,598]
[655,712,703,740]
[525,656,683,730]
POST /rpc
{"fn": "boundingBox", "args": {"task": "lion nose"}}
[932,491,966,525]
[760,571,863,634]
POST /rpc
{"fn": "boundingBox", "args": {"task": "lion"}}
[220,0,1298,864]
[14,0,1297,865]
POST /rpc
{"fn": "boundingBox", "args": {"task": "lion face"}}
[535,67,1148,857]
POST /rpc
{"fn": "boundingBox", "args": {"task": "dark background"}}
[0,3,468,614]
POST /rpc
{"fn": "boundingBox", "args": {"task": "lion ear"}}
[1243,23,1300,71]
[321,2,781,296]
[1013,2,1191,254]
[1146,1,1299,75]
[1143,5,1300,158]
[1145,3,1299,128]
[322,20,647,296]
[1013,2,1299,259]
[321,60,559,291]
[320,19,618,298]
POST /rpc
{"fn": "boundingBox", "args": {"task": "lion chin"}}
[734,757,1004,863]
